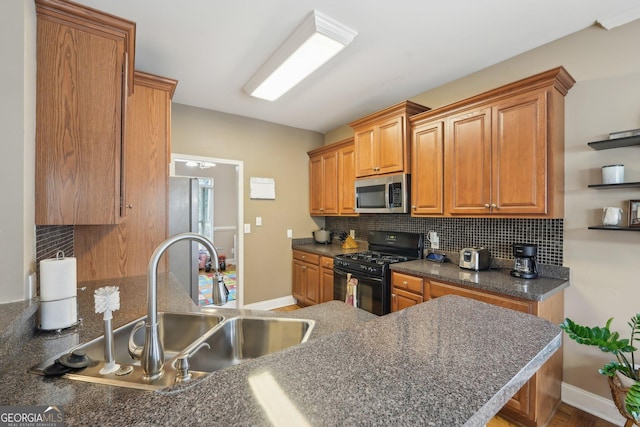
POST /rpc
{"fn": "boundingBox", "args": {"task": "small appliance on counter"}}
[459,247,490,271]
[312,229,333,244]
[39,251,78,330]
[510,243,538,279]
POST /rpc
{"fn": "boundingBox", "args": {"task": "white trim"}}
[171,153,244,309]
[561,381,626,426]
[242,295,297,311]
[213,226,237,231]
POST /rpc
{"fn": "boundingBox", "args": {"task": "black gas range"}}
[334,230,423,315]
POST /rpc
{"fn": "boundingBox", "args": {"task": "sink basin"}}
[186,316,315,374]
[30,314,314,390]
[30,312,224,390]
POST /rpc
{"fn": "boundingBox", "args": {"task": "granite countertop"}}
[292,239,366,257]
[391,260,569,301]
[292,241,569,302]
[0,273,561,426]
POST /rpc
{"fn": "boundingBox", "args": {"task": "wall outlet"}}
[287,229,293,239]
[350,230,355,239]
[256,216,262,226]
[244,223,251,233]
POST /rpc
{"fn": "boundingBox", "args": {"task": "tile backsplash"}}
[35,225,74,275]
[326,216,563,266]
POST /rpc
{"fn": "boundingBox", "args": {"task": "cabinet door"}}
[491,90,548,215]
[74,73,177,281]
[322,151,339,215]
[391,288,423,312]
[309,151,338,215]
[354,128,377,177]
[411,120,444,215]
[445,108,492,215]
[304,262,320,304]
[338,143,358,215]
[309,155,324,215]
[377,116,405,175]
[292,259,306,302]
[321,268,335,303]
[36,14,127,225]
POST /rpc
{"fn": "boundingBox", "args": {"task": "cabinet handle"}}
[126,204,133,209]
[302,266,306,270]
[402,281,408,285]
[411,205,416,209]
[301,255,306,259]
[484,204,490,208]
[490,203,497,209]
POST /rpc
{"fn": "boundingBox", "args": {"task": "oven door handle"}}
[334,268,384,284]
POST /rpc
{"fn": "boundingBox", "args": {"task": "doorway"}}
[170,153,244,308]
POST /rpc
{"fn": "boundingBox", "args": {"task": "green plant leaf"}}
[626,381,640,421]
[560,318,636,354]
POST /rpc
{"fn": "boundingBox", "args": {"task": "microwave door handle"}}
[386,183,392,209]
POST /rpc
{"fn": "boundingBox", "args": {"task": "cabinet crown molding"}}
[349,101,430,129]
[410,66,575,125]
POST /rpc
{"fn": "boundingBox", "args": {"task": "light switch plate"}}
[287,229,293,238]
[256,217,262,226]
[244,223,251,233]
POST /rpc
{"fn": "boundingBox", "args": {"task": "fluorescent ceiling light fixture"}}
[243,10,357,101]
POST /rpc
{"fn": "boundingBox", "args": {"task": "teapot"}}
[602,207,623,226]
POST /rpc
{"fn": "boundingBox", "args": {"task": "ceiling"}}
[75,0,640,133]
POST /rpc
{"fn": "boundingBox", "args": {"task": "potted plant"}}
[560,314,640,423]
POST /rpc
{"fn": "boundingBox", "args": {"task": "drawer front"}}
[429,280,532,314]
[391,272,423,295]
[321,256,334,269]
[293,250,320,265]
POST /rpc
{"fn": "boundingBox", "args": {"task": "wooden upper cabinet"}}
[35,0,136,225]
[410,66,574,218]
[491,90,548,215]
[74,71,177,281]
[338,141,358,215]
[309,150,338,215]
[410,119,444,215]
[350,101,429,178]
[445,107,492,215]
[308,138,357,216]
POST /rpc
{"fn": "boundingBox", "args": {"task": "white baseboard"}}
[242,295,297,311]
[561,382,626,426]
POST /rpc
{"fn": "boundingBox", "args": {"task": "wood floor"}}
[272,305,618,427]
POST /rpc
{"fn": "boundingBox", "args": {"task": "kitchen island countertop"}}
[1,274,561,426]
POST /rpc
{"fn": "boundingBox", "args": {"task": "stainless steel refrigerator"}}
[168,177,200,303]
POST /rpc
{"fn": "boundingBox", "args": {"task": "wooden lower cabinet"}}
[320,256,335,303]
[391,272,424,312]
[292,250,321,306]
[428,279,564,427]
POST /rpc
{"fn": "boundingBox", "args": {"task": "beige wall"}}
[171,104,324,304]
[326,20,640,401]
[0,0,36,304]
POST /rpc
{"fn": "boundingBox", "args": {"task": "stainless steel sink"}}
[185,316,315,374]
[29,314,314,390]
[30,312,224,390]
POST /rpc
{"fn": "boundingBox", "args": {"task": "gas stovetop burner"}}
[341,251,410,265]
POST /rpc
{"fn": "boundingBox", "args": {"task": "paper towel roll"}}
[40,256,77,301]
[39,297,78,330]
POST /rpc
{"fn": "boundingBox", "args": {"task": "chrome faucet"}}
[137,232,227,380]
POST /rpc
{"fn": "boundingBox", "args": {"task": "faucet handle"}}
[127,320,145,360]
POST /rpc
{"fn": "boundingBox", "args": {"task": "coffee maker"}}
[510,243,538,279]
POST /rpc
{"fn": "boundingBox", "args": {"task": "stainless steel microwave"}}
[355,173,409,214]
